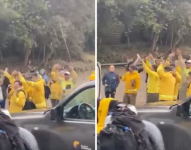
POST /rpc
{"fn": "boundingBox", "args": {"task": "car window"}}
[65,87,95,109]
[97,63,101,99]
[64,87,95,120]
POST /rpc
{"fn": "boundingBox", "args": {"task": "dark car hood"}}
[11,108,50,120]
[137,105,172,113]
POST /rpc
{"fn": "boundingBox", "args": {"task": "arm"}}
[4,71,11,80]
[157,63,165,78]
[102,74,107,85]
[27,80,41,90]
[174,71,182,83]
[121,74,126,81]
[116,74,120,87]
[18,72,27,85]
[70,69,78,83]
[145,59,152,70]
[133,56,140,66]
[142,61,156,76]
[178,54,187,82]
[16,92,26,107]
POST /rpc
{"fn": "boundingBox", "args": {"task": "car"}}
[97,62,191,134]
[8,81,95,150]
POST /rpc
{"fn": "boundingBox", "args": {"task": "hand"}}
[160,57,165,65]
[5,68,8,72]
[137,54,143,62]
[104,84,108,87]
[169,52,175,58]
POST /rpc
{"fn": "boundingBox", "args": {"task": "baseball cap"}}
[185,60,191,64]
[64,71,70,75]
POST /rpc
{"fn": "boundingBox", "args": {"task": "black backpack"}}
[98,108,155,150]
[17,90,36,110]
[0,110,29,150]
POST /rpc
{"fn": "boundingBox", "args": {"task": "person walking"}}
[121,64,141,105]
[102,65,120,98]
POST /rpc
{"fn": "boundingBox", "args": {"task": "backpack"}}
[17,90,36,110]
[0,110,29,150]
[44,85,51,100]
[98,107,155,150]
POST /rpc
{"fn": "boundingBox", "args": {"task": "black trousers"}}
[105,89,116,98]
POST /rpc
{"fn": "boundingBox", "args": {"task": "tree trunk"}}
[43,45,46,62]
[170,27,174,49]
[0,49,3,61]
[38,48,41,61]
[24,49,31,66]
[172,37,180,50]
[151,33,159,51]
[127,34,130,47]
[165,33,169,48]
[44,49,53,67]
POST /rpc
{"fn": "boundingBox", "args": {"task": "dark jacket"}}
[102,72,119,90]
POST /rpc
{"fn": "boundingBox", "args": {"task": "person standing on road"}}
[121,64,141,105]
[138,54,159,103]
[157,58,177,101]
[102,65,119,98]
[9,81,26,113]
[50,64,63,107]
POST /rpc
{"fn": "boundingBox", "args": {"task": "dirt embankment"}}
[0,53,95,73]
[98,44,191,63]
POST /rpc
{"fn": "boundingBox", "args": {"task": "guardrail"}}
[101,62,143,67]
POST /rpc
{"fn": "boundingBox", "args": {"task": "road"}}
[101,67,147,106]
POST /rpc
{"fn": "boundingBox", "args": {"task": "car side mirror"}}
[50,106,64,121]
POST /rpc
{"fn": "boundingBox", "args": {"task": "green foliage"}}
[0,0,94,62]
[98,0,191,49]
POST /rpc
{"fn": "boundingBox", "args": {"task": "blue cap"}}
[124,127,129,131]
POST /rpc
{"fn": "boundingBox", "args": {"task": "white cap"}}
[64,71,70,75]
[185,60,191,64]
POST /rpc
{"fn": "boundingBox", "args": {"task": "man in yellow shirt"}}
[121,64,141,105]
[9,81,26,113]
[138,54,159,103]
[27,72,46,108]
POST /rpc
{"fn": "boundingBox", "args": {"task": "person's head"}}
[31,72,39,82]
[185,60,191,69]
[64,71,70,80]
[40,69,45,75]
[109,65,115,72]
[151,65,158,72]
[128,64,137,73]
[14,81,22,90]
[164,66,172,72]
[12,70,18,79]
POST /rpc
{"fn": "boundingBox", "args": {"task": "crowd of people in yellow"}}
[120,48,191,105]
[2,62,95,113]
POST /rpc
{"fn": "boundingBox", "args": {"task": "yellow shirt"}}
[157,64,176,101]
[9,90,26,113]
[122,71,141,94]
[97,98,114,134]
[187,83,191,97]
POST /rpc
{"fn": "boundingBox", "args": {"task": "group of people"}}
[0,63,81,113]
[102,48,191,105]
